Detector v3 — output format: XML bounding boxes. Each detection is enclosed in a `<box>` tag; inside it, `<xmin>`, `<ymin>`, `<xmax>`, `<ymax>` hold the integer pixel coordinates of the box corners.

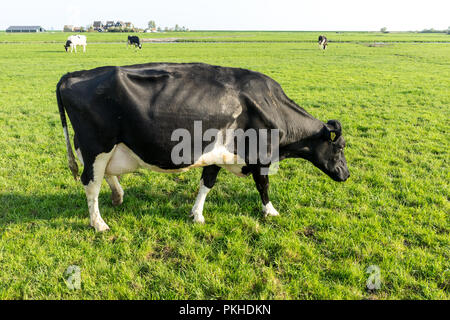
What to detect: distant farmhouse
<box><xmin>91</xmin><ymin>21</ymin><xmax>136</xmax><ymax>32</ymax></box>
<box><xmin>6</xmin><ymin>26</ymin><xmax>45</xmax><ymax>33</ymax></box>
<box><xmin>64</xmin><ymin>25</ymin><xmax>85</xmax><ymax>32</ymax></box>
<box><xmin>63</xmin><ymin>25</ymin><xmax>74</xmax><ymax>32</ymax></box>
<box><xmin>93</xmin><ymin>21</ymin><xmax>103</xmax><ymax>31</ymax></box>
<box><xmin>62</xmin><ymin>21</ymin><xmax>138</xmax><ymax>33</ymax></box>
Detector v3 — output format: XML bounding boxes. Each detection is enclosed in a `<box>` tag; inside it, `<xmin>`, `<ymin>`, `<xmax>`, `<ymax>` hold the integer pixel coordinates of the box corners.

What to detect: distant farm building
<box><xmin>6</xmin><ymin>26</ymin><xmax>46</xmax><ymax>33</ymax></box>
<box><xmin>91</xmin><ymin>20</ymin><xmax>136</xmax><ymax>32</ymax></box>
<box><xmin>64</xmin><ymin>25</ymin><xmax>84</xmax><ymax>32</ymax></box>
<box><xmin>93</xmin><ymin>21</ymin><xmax>103</xmax><ymax>29</ymax></box>
<box><xmin>64</xmin><ymin>25</ymin><xmax>74</xmax><ymax>32</ymax></box>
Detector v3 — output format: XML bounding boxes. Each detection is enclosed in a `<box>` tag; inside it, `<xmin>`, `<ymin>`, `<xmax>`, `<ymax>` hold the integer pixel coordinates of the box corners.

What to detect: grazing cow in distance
<box><xmin>318</xmin><ymin>35</ymin><xmax>328</xmax><ymax>50</ymax></box>
<box><xmin>57</xmin><ymin>62</ymin><xmax>349</xmax><ymax>232</ymax></box>
<box><xmin>64</xmin><ymin>35</ymin><xmax>87</xmax><ymax>53</ymax></box>
<box><xmin>127</xmin><ymin>35</ymin><xmax>142</xmax><ymax>49</ymax></box>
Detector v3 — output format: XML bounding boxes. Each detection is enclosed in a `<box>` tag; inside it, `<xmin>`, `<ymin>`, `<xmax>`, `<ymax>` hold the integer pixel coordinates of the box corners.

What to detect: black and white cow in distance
<box><xmin>318</xmin><ymin>35</ymin><xmax>328</xmax><ymax>50</ymax></box>
<box><xmin>57</xmin><ymin>63</ymin><xmax>349</xmax><ymax>231</ymax></box>
<box><xmin>127</xmin><ymin>35</ymin><xmax>142</xmax><ymax>49</ymax></box>
<box><xmin>64</xmin><ymin>35</ymin><xmax>87</xmax><ymax>53</ymax></box>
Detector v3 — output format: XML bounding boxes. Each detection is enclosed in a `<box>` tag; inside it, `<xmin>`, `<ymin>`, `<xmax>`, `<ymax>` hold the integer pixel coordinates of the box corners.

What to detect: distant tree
<box><xmin>148</xmin><ymin>21</ymin><xmax>156</xmax><ymax>29</ymax></box>
<box><xmin>157</xmin><ymin>26</ymin><xmax>162</xmax><ymax>32</ymax></box>
<box><xmin>380</xmin><ymin>27</ymin><xmax>388</xmax><ymax>33</ymax></box>
<box><xmin>175</xmin><ymin>24</ymin><xmax>180</xmax><ymax>32</ymax></box>
<box><xmin>447</xmin><ymin>26</ymin><xmax>450</xmax><ymax>34</ymax></box>
<box><xmin>420</xmin><ymin>28</ymin><xmax>443</xmax><ymax>33</ymax></box>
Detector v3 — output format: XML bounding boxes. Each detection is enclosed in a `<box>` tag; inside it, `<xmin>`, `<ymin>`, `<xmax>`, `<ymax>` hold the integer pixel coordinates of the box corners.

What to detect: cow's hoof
<box><xmin>93</xmin><ymin>223</ymin><xmax>110</xmax><ymax>232</ymax></box>
<box><xmin>262</xmin><ymin>202</ymin><xmax>279</xmax><ymax>217</ymax></box>
<box><xmin>111</xmin><ymin>193</ymin><xmax>123</xmax><ymax>206</ymax></box>
<box><xmin>91</xmin><ymin>219</ymin><xmax>110</xmax><ymax>232</ymax></box>
<box><xmin>190</xmin><ymin>212</ymin><xmax>205</xmax><ymax>224</ymax></box>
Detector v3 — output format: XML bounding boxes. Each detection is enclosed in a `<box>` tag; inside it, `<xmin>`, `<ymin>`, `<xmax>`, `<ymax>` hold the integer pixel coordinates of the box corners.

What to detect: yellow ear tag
<box><xmin>330</xmin><ymin>132</ymin><xmax>336</xmax><ymax>141</ymax></box>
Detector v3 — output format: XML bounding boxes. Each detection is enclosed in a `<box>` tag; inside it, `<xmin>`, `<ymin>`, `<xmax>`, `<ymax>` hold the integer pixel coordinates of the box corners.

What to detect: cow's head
<box><xmin>309</xmin><ymin>120</ymin><xmax>349</xmax><ymax>182</ymax></box>
<box><xmin>64</xmin><ymin>40</ymin><xmax>72</xmax><ymax>52</ymax></box>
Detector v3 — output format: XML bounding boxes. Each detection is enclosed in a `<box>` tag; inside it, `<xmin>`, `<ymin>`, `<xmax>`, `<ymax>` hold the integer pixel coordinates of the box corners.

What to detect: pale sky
<box><xmin>1</xmin><ymin>0</ymin><xmax>449</xmax><ymax>31</ymax></box>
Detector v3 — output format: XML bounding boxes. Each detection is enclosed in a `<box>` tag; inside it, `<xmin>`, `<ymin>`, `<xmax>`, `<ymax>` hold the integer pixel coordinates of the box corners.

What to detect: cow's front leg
<box><xmin>82</xmin><ymin>150</ymin><xmax>114</xmax><ymax>232</ymax></box>
<box><xmin>252</xmin><ymin>167</ymin><xmax>279</xmax><ymax>217</ymax></box>
<box><xmin>190</xmin><ymin>165</ymin><xmax>221</xmax><ymax>224</ymax></box>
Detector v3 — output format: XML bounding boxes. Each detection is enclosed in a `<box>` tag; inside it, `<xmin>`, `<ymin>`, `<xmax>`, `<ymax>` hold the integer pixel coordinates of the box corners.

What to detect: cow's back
<box><xmin>59</xmin><ymin>63</ymin><xmax>277</xmax><ymax>168</ymax></box>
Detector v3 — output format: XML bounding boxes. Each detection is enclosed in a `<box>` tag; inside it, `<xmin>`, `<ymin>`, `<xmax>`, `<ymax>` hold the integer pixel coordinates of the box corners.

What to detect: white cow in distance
<box><xmin>64</xmin><ymin>35</ymin><xmax>87</xmax><ymax>53</ymax></box>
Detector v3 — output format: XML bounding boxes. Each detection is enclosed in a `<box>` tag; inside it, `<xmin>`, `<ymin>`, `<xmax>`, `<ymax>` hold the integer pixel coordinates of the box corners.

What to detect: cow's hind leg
<box><xmin>190</xmin><ymin>165</ymin><xmax>221</xmax><ymax>224</ymax></box>
<box><xmin>82</xmin><ymin>150</ymin><xmax>115</xmax><ymax>232</ymax></box>
<box><xmin>105</xmin><ymin>175</ymin><xmax>124</xmax><ymax>206</ymax></box>
<box><xmin>251</xmin><ymin>166</ymin><xmax>279</xmax><ymax>217</ymax></box>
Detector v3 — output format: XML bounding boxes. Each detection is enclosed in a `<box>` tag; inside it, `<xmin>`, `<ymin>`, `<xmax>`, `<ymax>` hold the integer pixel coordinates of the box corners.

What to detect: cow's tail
<box><xmin>56</xmin><ymin>78</ymin><xmax>79</xmax><ymax>180</ymax></box>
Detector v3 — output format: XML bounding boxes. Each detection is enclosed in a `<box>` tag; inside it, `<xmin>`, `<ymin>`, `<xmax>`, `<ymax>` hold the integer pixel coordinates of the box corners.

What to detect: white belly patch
<box><xmin>104</xmin><ymin>143</ymin><xmax>246</xmax><ymax>176</ymax></box>
<box><xmin>105</xmin><ymin>143</ymin><xmax>140</xmax><ymax>175</ymax></box>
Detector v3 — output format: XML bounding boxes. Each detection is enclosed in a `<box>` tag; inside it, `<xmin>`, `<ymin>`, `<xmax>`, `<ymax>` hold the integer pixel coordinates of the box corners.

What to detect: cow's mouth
<box><xmin>331</xmin><ymin>166</ymin><xmax>350</xmax><ymax>182</ymax></box>
<box><xmin>316</xmin><ymin>161</ymin><xmax>349</xmax><ymax>182</ymax></box>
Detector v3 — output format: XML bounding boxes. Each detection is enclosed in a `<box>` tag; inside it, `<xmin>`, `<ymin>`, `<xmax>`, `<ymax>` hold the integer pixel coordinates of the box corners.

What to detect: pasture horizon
<box><xmin>1</xmin><ymin>31</ymin><xmax>450</xmax><ymax>45</ymax></box>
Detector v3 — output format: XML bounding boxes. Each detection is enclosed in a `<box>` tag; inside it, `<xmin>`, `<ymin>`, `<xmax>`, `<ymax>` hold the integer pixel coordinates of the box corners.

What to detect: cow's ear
<box><xmin>324</xmin><ymin>120</ymin><xmax>342</xmax><ymax>141</ymax></box>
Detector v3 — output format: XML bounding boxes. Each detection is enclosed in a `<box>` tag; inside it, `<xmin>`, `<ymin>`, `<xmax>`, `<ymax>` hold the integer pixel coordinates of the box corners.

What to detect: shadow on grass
<box><xmin>0</xmin><ymin>185</ymin><xmax>263</xmax><ymax>229</ymax></box>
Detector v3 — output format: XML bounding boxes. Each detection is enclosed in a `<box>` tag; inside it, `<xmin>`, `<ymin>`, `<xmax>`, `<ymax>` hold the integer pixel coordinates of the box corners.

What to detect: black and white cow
<box><xmin>57</xmin><ymin>63</ymin><xmax>349</xmax><ymax>231</ymax></box>
<box><xmin>318</xmin><ymin>35</ymin><xmax>328</xmax><ymax>50</ymax></box>
<box><xmin>127</xmin><ymin>35</ymin><xmax>142</xmax><ymax>49</ymax></box>
<box><xmin>64</xmin><ymin>35</ymin><xmax>87</xmax><ymax>53</ymax></box>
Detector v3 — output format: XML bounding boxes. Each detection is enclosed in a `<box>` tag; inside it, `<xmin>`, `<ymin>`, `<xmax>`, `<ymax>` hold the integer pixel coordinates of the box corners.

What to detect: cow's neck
<box><xmin>278</xmin><ymin>97</ymin><xmax>324</xmax><ymax>146</ymax></box>
<box><xmin>279</xmin><ymin>136</ymin><xmax>316</xmax><ymax>161</ymax></box>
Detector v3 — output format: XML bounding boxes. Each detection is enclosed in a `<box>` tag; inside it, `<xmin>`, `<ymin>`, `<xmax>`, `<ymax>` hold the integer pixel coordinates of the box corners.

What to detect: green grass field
<box><xmin>0</xmin><ymin>32</ymin><xmax>448</xmax><ymax>299</ymax></box>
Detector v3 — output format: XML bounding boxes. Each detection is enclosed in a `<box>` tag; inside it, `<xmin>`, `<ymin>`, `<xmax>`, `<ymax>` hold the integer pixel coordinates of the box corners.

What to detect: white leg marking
<box><xmin>105</xmin><ymin>175</ymin><xmax>124</xmax><ymax>206</ymax></box>
<box><xmin>85</xmin><ymin>150</ymin><xmax>115</xmax><ymax>232</ymax></box>
<box><xmin>262</xmin><ymin>202</ymin><xmax>279</xmax><ymax>217</ymax></box>
<box><xmin>190</xmin><ymin>179</ymin><xmax>210</xmax><ymax>224</ymax></box>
